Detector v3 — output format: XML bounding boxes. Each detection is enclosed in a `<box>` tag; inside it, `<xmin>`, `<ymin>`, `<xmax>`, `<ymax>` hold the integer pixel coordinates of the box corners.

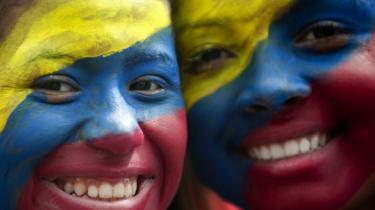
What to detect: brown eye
<box><xmin>129</xmin><ymin>76</ymin><xmax>164</xmax><ymax>96</ymax></box>
<box><xmin>32</xmin><ymin>75</ymin><xmax>80</xmax><ymax>94</ymax></box>
<box><xmin>184</xmin><ymin>47</ymin><xmax>236</xmax><ymax>74</ymax></box>
<box><xmin>294</xmin><ymin>21</ymin><xmax>352</xmax><ymax>52</ymax></box>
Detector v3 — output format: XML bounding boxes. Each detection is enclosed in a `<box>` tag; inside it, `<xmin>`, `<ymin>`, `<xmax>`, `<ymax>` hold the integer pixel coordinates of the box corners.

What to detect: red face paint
<box><xmin>244</xmin><ymin>34</ymin><xmax>375</xmax><ymax>210</ymax></box>
<box><xmin>19</xmin><ymin>110</ymin><xmax>186</xmax><ymax>210</ymax></box>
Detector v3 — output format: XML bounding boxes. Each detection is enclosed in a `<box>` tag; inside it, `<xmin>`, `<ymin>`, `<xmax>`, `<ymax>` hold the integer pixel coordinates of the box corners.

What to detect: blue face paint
<box><xmin>183</xmin><ymin>0</ymin><xmax>375</xmax><ymax>208</ymax></box>
<box><xmin>0</xmin><ymin>28</ymin><xmax>185</xmax><ymax>210</ymax></box>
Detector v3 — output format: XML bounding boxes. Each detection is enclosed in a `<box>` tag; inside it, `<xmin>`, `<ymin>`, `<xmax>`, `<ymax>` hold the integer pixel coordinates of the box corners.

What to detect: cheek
<box><xmin>319</xmin><ymin>38</ymin><xmax>375</xmax><ymax>117</ymax></box>
<box><xmin>0</xmin><ymin>99</ymin><xmax>80</xmax><ymax>209</ymax></box>
<box><xmin>321</xmin><ymin>50</ymin><xmax>375</xmax><ymax>120</ymax></box>
<box><xmin>140</xmin><ymin>109</ymin><xmax>187</xmax><ymax>199</ymax></box>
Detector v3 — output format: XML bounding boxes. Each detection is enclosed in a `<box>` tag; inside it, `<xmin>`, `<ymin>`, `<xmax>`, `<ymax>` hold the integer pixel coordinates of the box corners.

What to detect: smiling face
<box><xmin>173</xmin><ymin>0</ymin><xmax>375</xmax><ymax>209</ymax></box>
<box><xmin>0</xmin><ymin>1</ymin><xmax>186</xmax><ymax>210</ymax></box>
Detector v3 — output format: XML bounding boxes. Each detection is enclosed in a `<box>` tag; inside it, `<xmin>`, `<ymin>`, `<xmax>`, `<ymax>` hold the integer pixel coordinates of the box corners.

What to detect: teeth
<box><xmin>113</xmin><ymin>182</ymin><xmax>125</xmax><ymax>198</ymax></box>
<box><xmin>74</xmin><ymin>180</ymin><xmax>86</xmax><ymax>196</ymax></box>
<box><xmin>124</xmin><ymin>178</ymin><xmax>132</xmax><ymax>198</ymax></box>
<box><xmin>310</xmin><ymin>134</ymin><xmax>319</xmax><ymax>150</ymax></box>
<box><xmin>130</xmin><ymin>176</ymin><xmax>137</xmax><ymax>195</ymax></box>
<box><xmin>259</xmin><ymin>146</ymin><xmax>271</xmax><ymax>160</ymax></box>
<box><xmin>299</xmin><ymin>138</ymin><xmax>310</xmax><ymax>153</ymax></box>
<box><xmin>64</xmin><ymin>182</ymin><xmax>74</xmax><ymax>194</ymax></box>
<box><xmin>54</xmin><ymin>176</ymin><xmax>139</xmax><ymax>201</ymax></box>
<box><xmin>249</xmin><ymin>132</ymin><xmax>329</xmax><ymax>161</ymax></box>
<box><xmin>270</xmin><ymin>144</ymin><xmax>284</xmax><ymax>159</ymax></box>
<box><xmin>284</xmin><ymin>140</ymin><xmax>299</xmax><ymax>157</ymax></box>
<box><xmin>88</xmin><ymin>185</ymin><xmax>98</xmax><ymax>198</ymax></box>
<box><xmin>99</xmin><ymin>183</ymin><xmax>112</xmax><ymax>199</ymax></box>
<box><xmin>319</xmin><ymin>135</ymin><xmax>327</xmax><ymax>146</ymax></box>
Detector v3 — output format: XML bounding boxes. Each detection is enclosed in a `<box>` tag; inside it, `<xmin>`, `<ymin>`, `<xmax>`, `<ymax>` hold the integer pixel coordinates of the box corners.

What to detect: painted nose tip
<box><xmin>88</xmin><ymin>128</ymin><xmax>144</xmax><ymax>155</ymax></box>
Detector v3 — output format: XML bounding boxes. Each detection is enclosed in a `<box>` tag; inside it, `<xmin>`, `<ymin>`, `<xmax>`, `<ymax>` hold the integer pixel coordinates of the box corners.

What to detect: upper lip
<box><xmin>243</xmin><ymin>120</ymin><xmax>333</xmax><ymax>149</ymax></box>
<box><xmin>36</xmin><ymin>138</ymin><xmax>158</xmax><ymax>182</ymax></box>
<box><xmin>242</xmin><ymin>94</ymin><xmax>337</xmax><ymax>148</ymax></box>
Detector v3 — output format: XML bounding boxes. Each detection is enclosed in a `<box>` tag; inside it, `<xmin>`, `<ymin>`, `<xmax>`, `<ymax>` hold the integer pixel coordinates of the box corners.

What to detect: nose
<box><xmin>80</xmin><ymin>89</ymin><xmax>143</xmax><ymax>155</ymax></box>
<box><xmin>240</xmin><ymin>42</ymin><xmax>310</xmax><ymax>113</ymax></box>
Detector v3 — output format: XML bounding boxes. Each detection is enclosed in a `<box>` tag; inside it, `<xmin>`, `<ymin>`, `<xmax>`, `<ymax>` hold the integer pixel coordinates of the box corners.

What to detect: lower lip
<box><xmin>32</xmin><ymin>177</ymin><xmax>155</xmax><ymax>210</ymax></box>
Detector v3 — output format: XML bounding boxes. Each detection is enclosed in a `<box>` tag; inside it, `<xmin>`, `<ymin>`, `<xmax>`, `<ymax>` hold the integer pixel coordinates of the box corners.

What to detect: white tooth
<box><xmin>124</xmin><ymin>178</ymin><xmax>133</xmax><ymax>198</ymax></box>
<box><xmin>74</xmin><ymin>182</ymin><xmax>87</xmax><ymax>196</ymax></box>
<box><xmin>64</xmin><ymin>182</ymin><xmax>74</xmax><ymax>194</ymax></box>
<box><xmin>260</xmin><ymin>146</ymin><xmax>271</xmax><ymax>160</ymax></box>
<box><xmin>253</xmin><ymin>148</ymin><xmax>261</xmax><ymax>159</ymax></box>
<box><xmin>88</xmin><ymin>185</ymin><xmax>98</xmax><ymax>198</ymax></box>
<box><xmin>99</xmin><ymin>183</ymin><xmax>112</xmax><ymax>199</ymax></box>
<box><xmin>130</xmin><ymin>177</ymin><xmax>137</xmax><ymax>195</ymax></box>
<box><xmin>299</xmin><ymin>138</ymin><xmax>311</xmax><ymax>153</ymax></box>
<box><xmin>248</xmin><ymin>149</ymin><xmax>254</xmax><ymax>158</ymax></box>
<box><xmin>310</xmin><ymin>133</ymin><xmax>319</xmax><ymax>150</ymax></box>
<box><xmin>284</xmin><ymin>140</ymin><xmax>299</xmax><ymax>157</ymax></box>
<box><xmin>319</xmin><ymin>134</ymin><xmax>327</xmax><ymax>146</ymax></box>
<box><xmin>270</xmin><ymin>144</ymin><xmax>285</xmax><ymax>159</ymax></box>
<box><xmin>113</xmin><ymin>182</ymin><xmax>125</xmax><ymax>198</ymax></box>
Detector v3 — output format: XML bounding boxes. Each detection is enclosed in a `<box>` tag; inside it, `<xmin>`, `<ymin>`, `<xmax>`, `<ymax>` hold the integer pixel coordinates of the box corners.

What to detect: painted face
<box><xmin>0</xmin><ymin>1</ymin><xmax>186</xmax><ymax>210</ymax></box>
<box><xmin>173</xmin><ymin>0</ymin><xmax>375</xmax><ymax>209</ymax></box>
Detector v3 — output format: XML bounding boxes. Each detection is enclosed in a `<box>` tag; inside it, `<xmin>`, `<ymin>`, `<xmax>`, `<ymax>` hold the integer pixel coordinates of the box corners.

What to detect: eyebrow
<box><xmin>177</xmin><ymin>18</ymin><xmax>235</xmax><ymax>32</ymax></box>
<box><xmin>123</xmin><ymin>50</ymin><xmax>175</xmax><ymax>67</ymax></box>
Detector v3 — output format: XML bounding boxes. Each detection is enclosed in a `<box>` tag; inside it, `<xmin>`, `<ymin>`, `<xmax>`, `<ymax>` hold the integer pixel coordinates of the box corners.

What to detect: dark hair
<box><xmin>0</xmin><ymin>0</ymin><xmax>36</xmax><ymax>42</ymax></box>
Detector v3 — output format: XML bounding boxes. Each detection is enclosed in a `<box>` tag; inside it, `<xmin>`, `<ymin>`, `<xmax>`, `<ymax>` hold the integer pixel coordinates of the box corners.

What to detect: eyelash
<box><xmin>184</xmin><ymin>47</ymin><xmax>237</xmax><ymax>74</ymax></box>
<box><xmin>32</xmin><ymin>75</ymin><xmax>80</xmax><ymax>93</ymax></box>
<box><xmin>293</xmin><ymin>20</ymin><xmax>353</xmax><ymax>52</ymax></box>
<box><xmin>129</xmin><ymin>75</ymin><xmax>166</xmax><ymax>96</ymax></box>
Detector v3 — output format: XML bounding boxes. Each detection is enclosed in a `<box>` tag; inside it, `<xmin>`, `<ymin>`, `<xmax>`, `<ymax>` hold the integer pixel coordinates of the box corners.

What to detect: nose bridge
<box><xmin>242</xmin><ymin>42</ymin><xmax>310</xmax><ymax>111</ymax></box>
<box><xmin>81</xmin><ymin>87</ymin><xmax>143</xmax><ymax>155</ymax></box>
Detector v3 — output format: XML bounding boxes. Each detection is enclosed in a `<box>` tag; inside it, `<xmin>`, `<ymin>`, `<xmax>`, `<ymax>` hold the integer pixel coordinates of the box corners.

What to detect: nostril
<box><xmin>284</xmin><ymin>95</ymin><xmax>305</xmax><ymax>106</ymax></box>
<box><xmin>245</xmin><ymin>103</ymin><xmax>269</xmax><ymax>113</ymax></box>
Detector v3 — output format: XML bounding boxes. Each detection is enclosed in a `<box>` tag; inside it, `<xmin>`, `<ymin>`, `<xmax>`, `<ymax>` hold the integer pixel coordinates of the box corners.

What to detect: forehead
<box><xmin>174</xmin><ymin>0</ymin><xmax>292</xmax><ymax>31</ymax></box>
<box><xmin>0</xmin><ymin>0</ymin><xmax>171</xmax><ymax>80</ymax></box>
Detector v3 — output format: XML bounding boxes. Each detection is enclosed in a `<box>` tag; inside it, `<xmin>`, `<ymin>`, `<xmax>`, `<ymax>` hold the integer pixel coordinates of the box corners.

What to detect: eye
<box><xmin>294</xmin><ymin>20</ymin><xmax>353</xmax><ymax>52</ymax></box>
<box><xmin>129</xmin><ymin>76</ymin><xmax>164</xmax><ymax>96</ymax></box>
<box><xmin>32</xmin><ymin>75</ymin><xmax>80</xmax><ymax>94</ymax></box>
<box><xmin>184</xmin><ymin>47</ymin><xmax>236</xmax><ymax>74</ymax></box>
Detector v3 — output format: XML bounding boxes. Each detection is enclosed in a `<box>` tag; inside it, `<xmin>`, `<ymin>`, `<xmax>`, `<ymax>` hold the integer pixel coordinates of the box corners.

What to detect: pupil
<box><xmin>201</xmin><ymin>49</ymin><xmax>221</xmax><ymax>61</ymax></box>
<box><xmin>135</xmin><ymin>81</ymin><xmax>151</xmax><ymax>90</ymax></box>
<box><xmin>313</xmin><ymin>26</ymin><xmax>339</xmax><ymax>38</ymax></box>
<box><xmin>43</xmin><ymin>82</ymin><xmax>61</xmax><ymax>90</ymax></box>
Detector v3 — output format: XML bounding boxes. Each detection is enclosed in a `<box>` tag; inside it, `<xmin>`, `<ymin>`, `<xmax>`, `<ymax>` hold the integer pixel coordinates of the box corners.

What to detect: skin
<box><xmin>0</xmin><ymin>1</ymin><xmax>186</xmax><ymax>210</ymax></box>
<box><xmin>173</xmin><ymin>0</ymin><xmax>375</xmax><ymax>209</ymax></box>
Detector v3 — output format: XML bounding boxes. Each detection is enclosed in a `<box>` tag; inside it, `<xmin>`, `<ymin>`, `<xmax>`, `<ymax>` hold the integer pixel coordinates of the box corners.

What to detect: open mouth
<box><xmin>47</xmin><ymin>175</ymin><xmax>153</xmax><ymax>201</ymax></box>
<box><xmin>245</xmin><ymin>125</ymin><xmax>344</xmax><ymax>162</ymax></box>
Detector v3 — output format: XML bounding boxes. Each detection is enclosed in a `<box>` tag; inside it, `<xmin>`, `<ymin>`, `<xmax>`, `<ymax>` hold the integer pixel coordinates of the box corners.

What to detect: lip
<box><xmin>242</xmin><ymin>93</ymin><xmax>338</xmax><ymax>176</ymax></box>
<box><xmin>248</xmin><ymin>133</ymin><xmax>341</xmax><ymax>177</ymax></box>
<box><xmin>26</xmin><ymin>139</ymin><xmax>161</xmax><ymax>210</ymax></box>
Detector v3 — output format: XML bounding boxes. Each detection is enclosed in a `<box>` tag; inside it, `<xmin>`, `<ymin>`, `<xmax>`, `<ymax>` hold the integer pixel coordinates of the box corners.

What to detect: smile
<box><xmin>247</xmin><ymin>132</ymin><xmax>330</xmax><ymax>161</ymax></box>
<box><xmin>50</xmin><ymin>176</ymin><xmax>151</xmax><ymax>201</ymax></box>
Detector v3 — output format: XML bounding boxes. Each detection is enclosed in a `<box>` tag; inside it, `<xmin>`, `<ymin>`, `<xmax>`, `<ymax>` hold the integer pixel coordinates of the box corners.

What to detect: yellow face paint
<box><xmin>0</xmin><ymin>0</ymin><xmax>170</xmax><ymax>132</ymax></box>
<box><xmin>173</xmin><ymin>0</ymin><xmax>293</xmax><ymax>109</ymax></box>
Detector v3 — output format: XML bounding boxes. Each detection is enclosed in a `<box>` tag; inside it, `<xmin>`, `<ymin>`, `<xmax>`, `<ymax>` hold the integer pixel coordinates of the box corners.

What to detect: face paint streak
<box><xmin>174</xmin><ymin>0</ymin><xmax>294</xmax><ymax>109</ymax></box>
<box><xmin>0</xmin><ymin>0</ymin><xmax>171</xmax><ymax>132</ymax></box>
